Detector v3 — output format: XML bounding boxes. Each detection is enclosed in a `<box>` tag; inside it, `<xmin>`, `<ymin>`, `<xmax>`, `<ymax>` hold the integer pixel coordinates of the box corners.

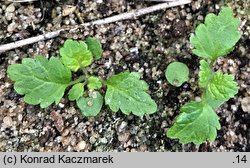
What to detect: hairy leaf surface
<box><xmin>198</xmin><ymin>60</ymin><xmax>212</xmax><ymax>88</ymax></box>
<box><xmin>167</xmin><ymin>101</ymin><xmax>221</xmax><ymax>144</ymax></box>
<box><xmin>105</xmin><ymin>71</ymin><xmax>157</xmax><ymax>116</ymax></box>
<box><xmin>68</xmin><ymin>83</ymin><xmax>84</xmax><ymax>101</ymax></box>
<box><xmin>203</xmin><ymin>92</ymin><xmax>225</xmax><ymax>109</ymax></box>
<box><xmin>87</xmin><ymin>76</ymin><xmax>102</xmax><ymax>90</ymax></box>
<box><xmin>165</xmin><ymin>62</ymin><xmax>189</xmax><ymax>87</ymax></box>
<box><xmin>190</xmin><ymin>7</ymin><xmax>240</xmax><ymax>60</ymax></box>
<box><xmin>86</xmin><ymin>37</ymin><xmax>103</xmax><ymax>60</ymax></box>
<box><xmin>77</xmin><ymin>91</ymin><xmax>103</xmax><ymax>117</ymax></box>
<box><xmin>207</xmin><ymin>71</ymin><xmax>238</xmax><ymax>101</ymax></box>
<box><xmin>7</xmin><ymin>56</ymin><xmax>71</xmax><ymax>108</ymax></box>
<box><xmin>60</xmin><ymin>39</ymin><xmax>93</xmax><ymax>71</ymax></box>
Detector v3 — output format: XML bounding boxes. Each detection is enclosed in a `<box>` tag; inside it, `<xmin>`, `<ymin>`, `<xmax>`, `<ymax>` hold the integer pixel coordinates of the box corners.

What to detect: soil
<box><xmin>0</xmin><ymin>0</ymin><xmax>249</xmax><ymax>152</ymax></box>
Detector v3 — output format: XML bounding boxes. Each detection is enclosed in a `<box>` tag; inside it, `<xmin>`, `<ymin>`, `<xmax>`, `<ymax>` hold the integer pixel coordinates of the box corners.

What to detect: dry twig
<box><xmin>7</xmin><ymin>0</ymin><xmax>38</xmax><ymax>2</ymax></box>
<box><xmin>0</xmin><ymin>0</ymin><xmax>191</xmax><ymax>54</ymax></box>
<box><xmin>143</xmin><ymin>0</ymin><xmax>177</xmax><ymax>2</ymax></box>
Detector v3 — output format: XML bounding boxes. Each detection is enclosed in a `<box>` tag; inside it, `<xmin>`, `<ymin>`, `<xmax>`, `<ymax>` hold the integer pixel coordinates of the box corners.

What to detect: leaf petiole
<box><xmin>81</xmin><ymin>67</ymin><xmax>89</xmax><ymax>78</ymax></box>
<box><xmin>68</xmin><ymin>76</ymin><xmax>86</xmax><ymax>86</ymax></box>
<box><xmin>209</xmin><ymin>59</ymin><xmax>216</xmax><ymax>68</ymax></box>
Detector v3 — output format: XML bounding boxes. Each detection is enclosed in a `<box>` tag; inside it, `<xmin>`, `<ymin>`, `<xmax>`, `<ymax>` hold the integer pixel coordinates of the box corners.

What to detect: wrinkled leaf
<box><xmin>207</xmin><ymin>71</ymin><xmax>238</xmax><ymax>101</ymax></box>
<box><xmin>77</xmin><ymin>91</ymin><xmax>103</xmax><ymax>117</ymax></box>
<box><xmin>203</xmin><ymin>91</ymin><xmax>225</xmax><ymax>109</ymax></box>
<box><xmin>167</xmin><ymin>101</ymin><xmax>221</xmax><ymax>144</ymax></box>
<box><xmin>105</xmin><ymin>71</ymin><xmax>157</xmax><ymax>117</ymax></box>
<box><xmin>86</xmin><ymin>37</ymin><xmax>103</xmax><ymax>60</ymax></box>
<box><xmin>87</xmin><ymin>76</ymin><xmax>102</xmax><ymax>90</ymax></box>
<box><xmin>190</xmin><ymin>7</ymin><xmax>241</xmax><ymax>60</ymax></box>
<box><xmin>198</xmin><ymin>60</ymin><xmax>212</xmax><ymax>88</ymax></box>
<box><xmin>165</xmin><ymin>62</ymin><xmax>189</xmax><ymax>87</ymax></box>
<box><xmin>60</xmin><ymin>39</ymin><xmax>93</xmax><ymax>72</ymax></box>
<box><xmin>68</xmin><ymin>83</ymin><xmax>84</xmax><ymax>101</ymax></box>
<box><xmin>7</xmin><ymin>56</ymin><xmax>71</xmax><ymax>108</ymax></box>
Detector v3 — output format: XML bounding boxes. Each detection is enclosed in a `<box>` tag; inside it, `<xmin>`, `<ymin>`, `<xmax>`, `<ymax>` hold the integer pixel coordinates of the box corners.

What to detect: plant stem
<box><xmin>81</xmin><ymin>67</ymin><xmax>89</xmax><ymax>78</ymax></box>
<box><xmin>209</xmin><ymin>59</ymin><xmax>216</xmax><ymax>68</ymax></box>
<box><xmin>201</xmin><ymin>59</ymin><xmax>217</xmax><ymax>100</ymax></box>
<box><xmin>68</xmin><ymin>76</ymin><xmax>86</xmax><ymax>86</ymax></box>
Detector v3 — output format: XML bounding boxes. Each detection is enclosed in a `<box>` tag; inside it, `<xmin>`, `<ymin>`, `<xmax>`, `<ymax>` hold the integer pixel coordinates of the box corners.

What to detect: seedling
<box><xmin>165</xmin><ymin>61</ymin><xmax>189</xmax><ymax>87</ymax></box>
<box><xmin>7</xmin><ymin>38</ymin><xmax>157</xmax><ymax>117</ymax></box>
<box><xmin>167</xmin><ymin>7</ymin><xmax>241</xmax><ymax>144</ymax></box>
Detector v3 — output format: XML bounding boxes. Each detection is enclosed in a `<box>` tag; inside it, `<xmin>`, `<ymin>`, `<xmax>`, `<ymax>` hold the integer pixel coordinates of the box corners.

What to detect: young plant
<box><xmin>167</xmin><ymin>7</ymin><xmax>241</xmax><ymax>144</ymax></box>
<box><xmin>7</xmin><ymin>37</ymin><xmax>157</xmax><ymax>117</ymax></box>
<box><xmin>165</xmin><ymin>61</ymin><xmax>189</xmax><ymax>87</ymax></box>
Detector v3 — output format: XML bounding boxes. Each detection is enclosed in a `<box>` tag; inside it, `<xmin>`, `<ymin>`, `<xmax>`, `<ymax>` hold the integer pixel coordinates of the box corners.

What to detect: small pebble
<box><xmin>3</xmin><ymin>116</ymin><xmax>13</xmax><ymax>127</ymax></box>
<box><xmin>97</xmin><ymin>0</ymin><xmax>103</xmax><ymax>3</ymax></box>
<box><xmin>100</xmin><ymin>137</ymin><xmax>108</xmax><ymax>144</ymax></box>
<box><xmin>5</xmin><ymin>12</ymin><xmax>14</xmax><ymax>21</ymax></box>
<box><xmin>7</xmin><ymin>22</ymin><xmax>17</xmax><ymax>32</ymax></box>
<box><xmin>62</xmin><ymin>6</ymin><xmax>76</xmax><ymax>17</ymax></box>
<box><xmin>76</xmin><ymin>141</ymin><xmax>86</xmax><ymax>151</ymax></box>
<box><xmin>241</xmin><ymin>97</ymin><xmax>250</xmax><ymax>113</ymax></box>
<box><xmin>118</xmin><ymin>131</ymin><xmax>130</xmax><ymax>143</ymax></box>
<box><xmin>89</xmin><ymin>136</ymin><xmax>96</xmax><ymax>144</ymax></box>
<box><xmin>118</xmin><ymin>121</ymin><xmax>127</xmax><ymax>132</ymax></box>
<box><xmin>61</xmin><ymin>128</ymin><xmax>69</xmax><ymax>137</ymax></box>
<box><xmin>50</xmin><ymin>111</ymin><xmax>64</xmax><ymax>132</ymax></box>
<box><xmin>6</xmin><ymin>4</ymin><xmax>15</xmax><ymax>13</ymax></box>
<box><xmin>130</xmin><ymin>47</ymin><xmax>139</xmax><ymax>55</ymax></box>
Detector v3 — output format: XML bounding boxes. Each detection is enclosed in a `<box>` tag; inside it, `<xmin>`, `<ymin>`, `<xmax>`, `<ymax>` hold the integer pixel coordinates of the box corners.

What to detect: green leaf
<box><xmin>7</xmin><ymin>56</ymin><xmax>71</xmax><ymax>108</ymax></box>
<box><xmin>60</xmin><ymin>39</ymin><xmax>93</xmax><ymax>72</ymax></box>
<box><xmin>167</xmin><ymin>101</ymin><xmax>221</xmax><ymax>144</ymax></box>
<box><xmin>165</xmin><ymin>62</ymin><xmax>189</xmax><ymax>87</ymax></box>
<box><xmin>198</xmin><ymin>60</ymin><xmax>212</xmax><ymax>88</ymax></box>
<box><xmin>85</xmin><ymin>37</ymin><xmax>103</xmax><ymax>60</ymax></box>
<box><xmin>105</xmin><ymin>71</ymin><xmax>157</xmax><ymax>117</ymax></box>
<box><xmin>76</xmin><ymin>91</ymin><xmax>103</xmax><ymax>117</ymax></box>
<box><xmin>190</xmin><ymin>7</ymin><xmax>241</xmax><ymax>60</ymax></box>
<box><xmin>203</xmin><ymin>92</ymin><xmax>225</xmax><ymax>109</ymax></box>
<box><xmin>207</xmin><ymin>71</ymin><xmax>238</xmax><ymax>101</ymax></box>
<box><xmin>87</xmin><ymin>76</ymin><xmax>102</xmax><ymax>90</ymax></box>
<box><xmin>68</xmin><ymin>83</ymin><xmax>84</xmax><ymax>101</ymax></box>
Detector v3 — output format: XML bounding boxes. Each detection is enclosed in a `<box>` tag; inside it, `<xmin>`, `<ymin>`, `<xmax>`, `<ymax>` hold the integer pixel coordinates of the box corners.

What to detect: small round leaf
<box><xmin>76</xmin><ymin>91</ymin><xmax>103</xmax><ymax>117</ymax></box>
<box><xmin>165</xmin><ymin>62</ymin><xmax>189</xmax><ymax>87</ymax></box>
<box><xmin>87</xmin><ymin>76</ymin><xmax>102</xmax><ymax>90</ymax></box>
<box><xmin>68</xmin><ymin>83</ymin><xmax>84</xmax><ymax>101</ymax></box>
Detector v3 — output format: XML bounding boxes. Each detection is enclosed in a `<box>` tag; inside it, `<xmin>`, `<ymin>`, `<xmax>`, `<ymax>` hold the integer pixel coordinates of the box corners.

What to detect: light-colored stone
<box><xmin>6</xmin><ymin>4</ymin><xmax>15</xmax><ymax>13</ymax></box>
<box><xmin>3</xmin><ymin>116</ymin><xmax>13</xmax><ymax>127</ymax></box>
<box><xmin>118</xmin><ymin>131</ymin><xmax>130</xmax><ymax>143</ymax></box>
<box><xmin>62</xmin><ymin>6</ymin><xmax>76</xmax><ymax>17</ymax></box>
<box><xmin>7</xmin><ymin>22</ymin><xmax>17</xmax><ymax>32</ymax></box>
<box><xmin>241</xmin><ymin>97</ymin><xmax>250</xmax><ymax>113</ymax></box>
<box><xmin>76</xmin><ymin>141</ymin><xmax>86</xmax><ymax>151</ymax></box>
<box><xmin>5</xmin><ymin>12</ymin><xmax>14</xmax><ymax>21</ymax></box>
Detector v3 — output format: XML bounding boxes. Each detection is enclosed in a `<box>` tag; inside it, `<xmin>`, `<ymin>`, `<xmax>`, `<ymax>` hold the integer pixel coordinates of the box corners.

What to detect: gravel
<box><xmin>241</xmin><ymin>97</ymin><xmax>250</xmax><ymax>113</ymax></box>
